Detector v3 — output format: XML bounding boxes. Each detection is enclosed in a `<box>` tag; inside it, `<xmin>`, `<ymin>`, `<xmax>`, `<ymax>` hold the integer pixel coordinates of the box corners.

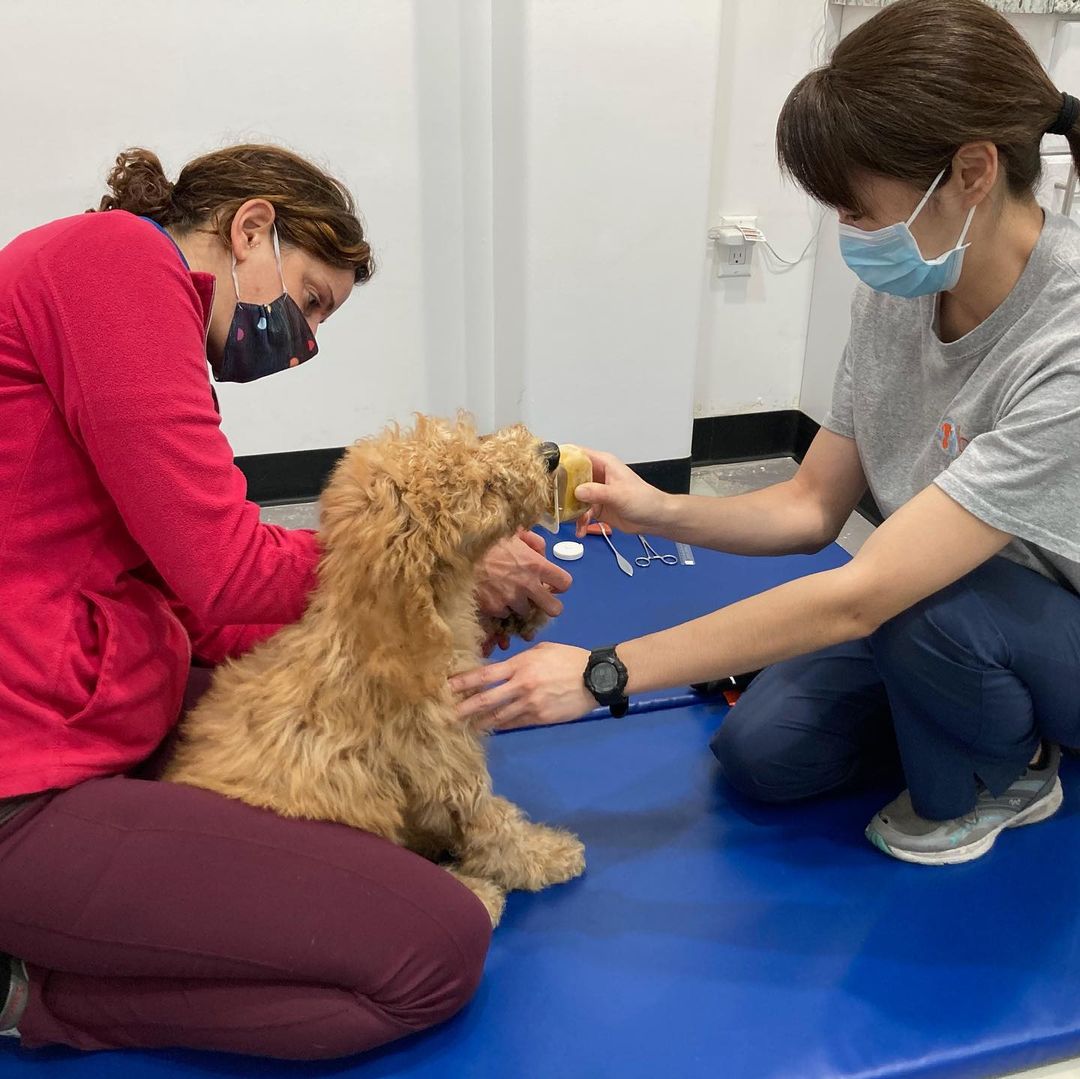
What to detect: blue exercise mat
<box><xmin>499</xmin><ymin>528</ymin><xmax>850</xmax><ymax>718</ymax></box>
<box><xmin>7</xmin><ymin>538</ymin><xmax>1079</xmax><ymax>1077</ymax></box>
<box><xmin>524</xmin><ymin>527</ymin><xmax>850</xmax><ymax>655</ymax></box>
<box><xmin>8</xmin><ymin>703</ymin><xmax>1079</xmax><ymax>1078</ymax></box>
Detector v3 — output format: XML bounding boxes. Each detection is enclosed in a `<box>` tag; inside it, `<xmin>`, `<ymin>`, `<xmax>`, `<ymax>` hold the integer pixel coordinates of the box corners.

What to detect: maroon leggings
<box><xmin>0</xmin><ymin>696</ymin><xmax>491</xmax><ymax>1060</ymax></box>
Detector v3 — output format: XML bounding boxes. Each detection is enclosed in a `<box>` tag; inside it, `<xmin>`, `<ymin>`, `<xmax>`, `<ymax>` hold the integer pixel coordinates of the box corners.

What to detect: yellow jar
<box><xmin>556</xmin><ymin>444</ymin><xmax>592</xmax><ymax>521</ymax></box>
<box><xmin>539</xmin><ymin>443</ymin><xmax>593</xmax><ymax>533</ymax></box>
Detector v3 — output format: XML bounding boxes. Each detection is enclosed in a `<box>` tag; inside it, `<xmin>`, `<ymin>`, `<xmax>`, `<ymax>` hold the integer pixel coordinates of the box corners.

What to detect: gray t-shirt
<box><xmin>824</xmin><ymin>210</ymin><xmax>1080</xmax><ymax>593</ymax></box>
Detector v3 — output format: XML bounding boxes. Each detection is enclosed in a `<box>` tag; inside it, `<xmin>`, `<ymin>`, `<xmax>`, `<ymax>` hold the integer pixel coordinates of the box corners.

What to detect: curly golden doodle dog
<box><xmin>163</xmin><ymin>416</ymin><xmax>585</xmax><ymax>924</ymax></box>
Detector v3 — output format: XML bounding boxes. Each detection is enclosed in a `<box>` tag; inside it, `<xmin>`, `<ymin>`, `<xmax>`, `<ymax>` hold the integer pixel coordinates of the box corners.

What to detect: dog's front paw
<box><xmin>481</xmin><ymin>606</ymin><xmax>549</xmax><ymax>646</ymax></box>
<box><xmin>526</xmin><ymin>824</ymin><xmax>586</xmax><ymax>889</ymax></box>
<box><xmin>446</xmin><ymin>868</ymin><xmax>507</xmax><ymax>927</ymax></box>
<box><xmin>488</xmin><ymin>822</ymin><xmax>586</xmax><ymax>892</ymax></box>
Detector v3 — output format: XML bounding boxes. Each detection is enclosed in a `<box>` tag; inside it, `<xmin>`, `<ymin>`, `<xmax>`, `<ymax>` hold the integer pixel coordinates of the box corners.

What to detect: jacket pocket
<box><xmin>64</xmin><ymin>590</ymin><xmax>119</xmax><ymax>728</ymax></box>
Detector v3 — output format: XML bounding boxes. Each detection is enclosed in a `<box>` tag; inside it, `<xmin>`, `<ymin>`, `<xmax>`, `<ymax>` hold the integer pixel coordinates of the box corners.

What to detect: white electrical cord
<box><xmin>708</xmin><ymin>215</ymin><xmax>824</xmax><ymax>272</ymax></box>
<box><xmin>758</xmin><ymin>214</ymin><xmax>825</xmax><ymax>269</ymax></box>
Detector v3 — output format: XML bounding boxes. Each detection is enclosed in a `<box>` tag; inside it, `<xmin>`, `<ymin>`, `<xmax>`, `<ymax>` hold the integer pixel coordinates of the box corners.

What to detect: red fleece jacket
<box><xmin>0</xmin><ymin>210</ymin><xmax>319</xmax><ymax>797</ymax></box>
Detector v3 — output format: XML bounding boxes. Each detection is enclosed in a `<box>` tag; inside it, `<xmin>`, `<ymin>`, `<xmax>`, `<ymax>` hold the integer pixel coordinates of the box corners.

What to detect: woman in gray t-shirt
<box><xmin>451</xmin><ymin>0</ymin><xmax>1080</xmax><ymax>867</ymax></box>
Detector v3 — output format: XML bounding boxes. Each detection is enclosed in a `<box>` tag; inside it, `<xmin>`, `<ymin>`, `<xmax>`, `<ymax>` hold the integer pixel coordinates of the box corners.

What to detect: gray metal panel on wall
<box><xmin>833</xmin><ymin>0</ymin><xmax>1078</xmax><ymax>12</ymax></box>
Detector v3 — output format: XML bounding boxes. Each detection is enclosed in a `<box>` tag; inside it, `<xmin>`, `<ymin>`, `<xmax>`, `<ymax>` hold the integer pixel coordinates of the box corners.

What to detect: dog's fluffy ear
<box><xmin>318</xmin><ymin>429</ymin><xmax>461</xmax><ymax>699</ymax></box>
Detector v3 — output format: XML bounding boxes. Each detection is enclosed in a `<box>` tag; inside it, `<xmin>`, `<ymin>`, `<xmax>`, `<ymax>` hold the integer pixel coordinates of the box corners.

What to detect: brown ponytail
<box><xmin>94</xmin><ymin>144</ymin><xmax>374</xmax><ymax>284</ymax></box>
<box><xmin>98</xmin><ymin>148</ymin><xmax>176</xmax><ymax>221</ymax></box>
<box><xmin>776</xmin><ymin>0</ymin><xmax>1076</xmax><ymax>216</ymax></box>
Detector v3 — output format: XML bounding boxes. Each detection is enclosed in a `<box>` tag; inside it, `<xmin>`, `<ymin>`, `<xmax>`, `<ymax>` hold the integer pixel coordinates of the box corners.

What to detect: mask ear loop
<box><xmin>270</xmin><ymin>225</ymin><xmax>288</xmax><ymax>296</ymax></box>
<box><xmin>230</xmin><ymin>225</ymin><xmax>288</xmax><ymax>304</ymax></box>
<box><xmin>954</xmin><ymin>203</ymin><xmax>978</xmax><ymax>249</ymax></box>
<box><xmin>229</xmin><ymin>250</ymin><xmax>242</xmax><ymax>303</ymax></box>
<box><xmin>906</xmin><ymin>167</ymin><xmax>978</xmax><ymax>255</ymax></box>
<box><xmin>906</xmin><ymin>168</ymin><xmax>948</xmax><ymax>227</ymax></box>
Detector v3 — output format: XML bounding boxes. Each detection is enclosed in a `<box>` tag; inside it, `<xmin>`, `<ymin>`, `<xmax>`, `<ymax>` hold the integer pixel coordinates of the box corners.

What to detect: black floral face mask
<box><xmin>213</xmin><ymin>227</ymin><xmax>319</xmax><ymax>384</ymax></box>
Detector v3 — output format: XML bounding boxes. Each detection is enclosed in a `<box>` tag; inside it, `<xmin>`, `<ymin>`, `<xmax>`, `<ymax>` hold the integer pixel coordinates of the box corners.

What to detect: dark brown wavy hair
<box><xmin>776</xmin><ymin>0</ymin><xmax>1077</xmax><ymax>217</ymax></box>
<box><xmin>94</xmin><ymin>145</ymin><xmax>374</xmax><ymax>283</ymax></box>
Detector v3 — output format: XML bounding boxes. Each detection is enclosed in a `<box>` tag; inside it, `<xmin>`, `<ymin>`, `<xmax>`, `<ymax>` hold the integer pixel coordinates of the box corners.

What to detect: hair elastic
<box><xmin>1047</xmin><ymin>91</ymin><xmax>1080</xmax><ymax>136</ymax></box>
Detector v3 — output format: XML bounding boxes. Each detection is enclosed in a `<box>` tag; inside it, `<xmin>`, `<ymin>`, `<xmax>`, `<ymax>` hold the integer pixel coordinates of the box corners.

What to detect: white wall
<box><xmin>694</xmin><ymin>0</ymin><xmax>838</xmax><ymax>421</ymax></box>
<box><xmin>800</xmin><ymin>7</ymin><xmax>1067</xmax><ymax>423</ymax></box>
<box><xmin>0</xmin><ymin>0</ymin><xmax>442</xmax><ymax>456</ymax></box>
<box><xmin>0</xmin><ymin>0</ymin><xmax>720</xmax><ymax>466</ymax></box>
<box><xmin>500</xmin><ymin>0</ymin><xmax>721</xmax><ymax>462</ymax></box>
<box><xmin>4</xmin><ymin>1</ymin><xmax>1074</xmax><ymax>467</ymax></box>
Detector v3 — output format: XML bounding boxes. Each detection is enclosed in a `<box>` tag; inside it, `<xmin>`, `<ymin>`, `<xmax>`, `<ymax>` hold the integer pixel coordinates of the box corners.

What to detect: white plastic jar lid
<box><xmin>552</xmin><ymin>540</ymin><xmax>585</xmax><ymax>562</ymax></box>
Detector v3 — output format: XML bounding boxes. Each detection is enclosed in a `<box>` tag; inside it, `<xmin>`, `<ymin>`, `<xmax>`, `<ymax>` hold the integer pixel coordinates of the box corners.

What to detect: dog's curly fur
<box><xmin>163</xmin><ymin>415</ymin><xmax>585</xmax><ymax>924</ymax></box>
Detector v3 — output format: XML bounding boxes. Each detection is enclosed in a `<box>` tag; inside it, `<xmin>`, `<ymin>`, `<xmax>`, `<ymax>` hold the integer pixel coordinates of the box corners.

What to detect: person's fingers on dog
<box><xmin>477</xmin><ymin>702</ymin><xmax>532</xmax><ymax>732</ymax></box>
<box><xmin>476</xmin><ymin>588</ymin><xmax>512</xmax><ymax>620</ymax></box>
<box><xmin>474</xmin><ymin>536</ymin><xmax>533</xmax><ymax>619</ymax></box>
<box><xmin>450</xmin><ymin>661</ymin><xmax>504</xmax><ymax>695</ymax></box>
<box><xmin>480</xmin><ymin>632</ymin><xmax>511</xmax><ymax>657</ymax></box>
<box><xmin>515</xmin><ymin>540</ymin><xmax>571</xmax><ymax>594</ymax></box>
<box><xmin>456</xmin><ymin>674</ymin><xmax>521</xmax><ymax>721</ymax></box>
<box><xmin>537</xmin><ymin>560</ymin><xmax>573</xmax><ymax>595</ymax></box>
<box><xmin>447</xmin><ymin>656</ymin><xmax>518</xmax><ymax>717</ymax></box>
<box><xmin>458</xmin><ymin>677</ymin><xmax>499</xmax><ymax>709</ymax></box>
<box><xmin>508</xmin><ymin>642</ymin><xmax>595</xmax><ymax>727</ymax></box>
<box><xmin>518</xmin><ymin>530</ymin><xmax>546</xmax><ymax>556</ymax></box>
<box><xmin>509</xmin><ymin>592</ymin><xmax>533</xmax><ymax>620</ymax></box>
<box><xmin>528</xmin><ymin>582</ymin><xmax>563</xmax><ymax>618</ymax></box>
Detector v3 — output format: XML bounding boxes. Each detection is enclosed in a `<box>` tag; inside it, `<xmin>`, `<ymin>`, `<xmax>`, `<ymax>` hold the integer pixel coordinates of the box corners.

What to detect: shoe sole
<box><xmin>866</xmin><ymin>777</ymin><xmax>1063</xmax><ymax>866</ymax></box>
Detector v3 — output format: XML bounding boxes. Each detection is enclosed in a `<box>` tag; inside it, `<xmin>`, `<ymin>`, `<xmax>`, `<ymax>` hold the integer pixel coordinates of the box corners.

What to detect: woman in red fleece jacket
<box><xmin>0</xmin><ymin>145</ymin><xmax>571</xmax><ymax>1059</ymax></box>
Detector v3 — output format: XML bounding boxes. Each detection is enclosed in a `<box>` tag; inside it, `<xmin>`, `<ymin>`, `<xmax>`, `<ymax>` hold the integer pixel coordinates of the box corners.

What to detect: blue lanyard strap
<box><xmin>140</xmin><ymin>216</ymin><xmax>189</xmax><ymax>269</ymax></box>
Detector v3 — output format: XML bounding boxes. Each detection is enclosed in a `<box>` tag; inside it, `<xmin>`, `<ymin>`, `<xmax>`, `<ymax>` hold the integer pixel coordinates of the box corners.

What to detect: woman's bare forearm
<box><xmin>650</xmin><ymin>480</ymin><xmax>834</xmax><ymax>556</ymax></box>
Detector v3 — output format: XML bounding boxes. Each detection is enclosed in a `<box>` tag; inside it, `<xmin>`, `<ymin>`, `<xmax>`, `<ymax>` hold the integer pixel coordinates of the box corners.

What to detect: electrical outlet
<box><xmin>716</xmin><ymin>238</ymin><xmax>752</xmax><ymax>278</ymax></box>
<box><xmin>712</xmin><ymin>215</ymin><xmax>756</xmax><ymax>279</ymax></box>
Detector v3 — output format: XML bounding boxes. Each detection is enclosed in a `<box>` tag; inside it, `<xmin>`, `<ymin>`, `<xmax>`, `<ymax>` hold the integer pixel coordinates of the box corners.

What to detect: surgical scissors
<box><xmin>635</xmin><ymin>535</ymin><xmax>678</xmax><ymax>568</ymax></box>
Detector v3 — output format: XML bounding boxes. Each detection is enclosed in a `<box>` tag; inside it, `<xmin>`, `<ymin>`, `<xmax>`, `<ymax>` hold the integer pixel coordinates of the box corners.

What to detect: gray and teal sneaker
<box><xmin>0</xmin><ymin>955</ymin><xmax>28</xmax><ymax>1038</ymax></box>
<box><xmin>865</xmin><ymin>744</ymin><xmax>1063</xmax><ymax>865</ymax></box>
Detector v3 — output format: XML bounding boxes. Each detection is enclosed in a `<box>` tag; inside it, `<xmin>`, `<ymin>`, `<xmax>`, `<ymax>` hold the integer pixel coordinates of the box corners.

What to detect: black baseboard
<box><xmin>237</xmin><ymin>411</ymin><xmax>881</xmax><ymax>525</ymax></box>
<box><xmin>630</xmin><ymin>457</ymin><xmax>691</xmax><ymax>496</ymax></box>
<box><xmin>237</xmin><ymin>449</ymin><xmax>693</xmax><ymax>505</ymax></box>
<box><xmin>793</xmin><ymin>412</ymin><xmax>821</xmax><ymax>462</ymax></box>
<box><xmin>691</xmin><ymin>409</ymin><xmax>824</xmax><ymax>465</ymax></box>
<box><xmin>238</xmin><ymin>447</ymin><xmax>346</xmax><ymax>506</ymax></box>
<box><xmin>691</xmin><ymin>409</ymin><xmax>804</xmax><ymax>465</ymax></box>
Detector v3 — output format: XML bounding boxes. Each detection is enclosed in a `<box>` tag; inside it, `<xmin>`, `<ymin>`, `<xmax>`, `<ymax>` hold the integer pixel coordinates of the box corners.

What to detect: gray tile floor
<box><xmin>260</xmin><ymin>501</ymin><xmax>319</xmax><ymax>530</ymax></box>
<box><xmin>263</xmin><ymin>458</ymin><xmax>877</xmax><ymax>556</ymax></box>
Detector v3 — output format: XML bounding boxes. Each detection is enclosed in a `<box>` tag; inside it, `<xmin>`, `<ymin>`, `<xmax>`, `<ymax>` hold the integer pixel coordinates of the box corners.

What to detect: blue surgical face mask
<box><xmin>214</xmin><ymin>227</ymin><xmax>319</xmax><ymax>384</ymax></box>
<box><xmin>838</xmin><ymin>169</ymin><xmax>977</xmax><ymax>298</ymax></box>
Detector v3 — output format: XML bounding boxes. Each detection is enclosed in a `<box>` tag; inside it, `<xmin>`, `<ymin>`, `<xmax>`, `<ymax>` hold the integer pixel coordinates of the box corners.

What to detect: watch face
<box><xmin>591</xmin><ymin>662</ymin><xmax>620</xmax><ymax>694</ymax></box>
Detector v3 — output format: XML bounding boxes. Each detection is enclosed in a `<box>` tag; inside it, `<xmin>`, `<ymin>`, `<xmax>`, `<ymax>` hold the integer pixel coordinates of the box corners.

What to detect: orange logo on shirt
<box><xmin>936</xmin><ymin>418</ymin><xmax>969</xmax><ymax>458</ymax></box>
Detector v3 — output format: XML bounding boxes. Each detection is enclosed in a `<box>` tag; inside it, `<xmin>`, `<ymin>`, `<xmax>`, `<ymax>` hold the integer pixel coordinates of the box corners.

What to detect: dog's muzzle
<box><xmin>538</xmin><ymin>442</ymin><xmax>561</xmax><ymax>473</ymax></box>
